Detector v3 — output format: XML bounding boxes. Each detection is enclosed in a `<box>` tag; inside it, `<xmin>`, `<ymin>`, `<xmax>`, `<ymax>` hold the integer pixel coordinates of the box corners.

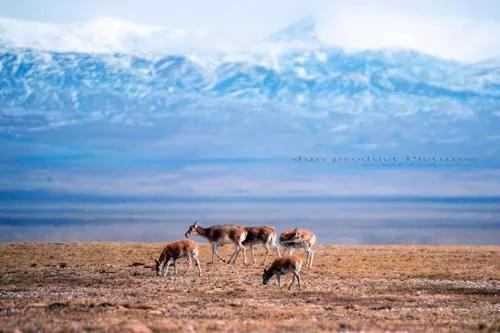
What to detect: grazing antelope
<box><xmin>243</xmin><ymin>226</ymin><xmax>281</xmax><ymax>265</ymax></box>
<box><xmin>262</xmin><ymin>255</ymin><xmax>303</xmax><ymax>290</ymax></box>
<box><xmin>185</xmin><ymin>220</ymin><xmax>248</xmax><ymax>265</ymax></box>
<box><xmin>279</xmin><ymin>228</ymin><xmax>316</xmax><ymax>268</ymax></box>
<box><xmin>155</xmin><ymin>239</ymin><xmax>202</xmax><ymax>277</ymax></box>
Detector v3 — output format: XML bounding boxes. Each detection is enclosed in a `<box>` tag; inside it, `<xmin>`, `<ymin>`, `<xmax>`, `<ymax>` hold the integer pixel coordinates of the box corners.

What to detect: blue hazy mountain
<box><xmin>0</xmin><ymin>17</ymin><xmax>499</xmax><ymax>243</ymax></box>
<box><xmin>1</xmin><ymin>17</ymin><xmax>499</xmax><ymax>134</ymax></box>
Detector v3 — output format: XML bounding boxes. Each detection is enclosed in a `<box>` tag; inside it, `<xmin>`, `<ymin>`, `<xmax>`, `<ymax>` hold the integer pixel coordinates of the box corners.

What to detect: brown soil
<box><xmin>0</xmin><ymin>243</ymin><xmax>499</xmax><ymax>332</ymax></box>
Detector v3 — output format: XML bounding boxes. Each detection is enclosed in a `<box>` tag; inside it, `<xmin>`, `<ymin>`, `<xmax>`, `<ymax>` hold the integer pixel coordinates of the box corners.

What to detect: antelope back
<box><xmin>280</xmin><ymin>228</ymin><xmax>315</xmax><ymax>245</ymax></box>
<box><xmin>206</xmin><ymin>224</ymin><xmax>247</xmax><ymax>243</ymax></box>
<box><xmin>243</xmin><ymin>226</ymin><xmax>275</xmax><ymax>244</ymax></box>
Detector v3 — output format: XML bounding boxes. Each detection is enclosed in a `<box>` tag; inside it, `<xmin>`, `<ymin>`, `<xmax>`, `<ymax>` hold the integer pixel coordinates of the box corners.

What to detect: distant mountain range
<box><xmin>1</xmin><ymin>17</ymin><xmax>499</xmax><ymax>241</ymax></box>
<box><xmin>0</xmin><ymin>17</ymin><xmax>499</xmax><ymax>156</ymax></box>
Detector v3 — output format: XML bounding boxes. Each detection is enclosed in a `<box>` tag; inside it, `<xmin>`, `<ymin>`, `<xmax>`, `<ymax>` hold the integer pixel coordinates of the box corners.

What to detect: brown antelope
<box><xmin>243</xmin><ymin>226</ymin><xmax>281</xmax><ymax>264</ymax></box>
<box><xmin>262</xmin><ymin>255</ymin><xmax>303</xmax><ymax>290</ymax></box>
<box><xmin>155</xmin><ymin>239</ymin><xmax>202</xmax><ymax>277</ymax></box>
<box><xmin>185</xmin><ymin>220</ymin><xmax>248</xmax><ymax>265</ymax></box>
<box><xmin>279</xmin><ymin>228</ymin><xmax>316</xmax><ymax>268</ymax></box>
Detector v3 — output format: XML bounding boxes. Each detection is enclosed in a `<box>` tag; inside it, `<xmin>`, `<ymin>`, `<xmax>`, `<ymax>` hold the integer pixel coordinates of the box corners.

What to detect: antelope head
<box><xmin>185</xmin><ymin>220</ymin><xmax>199</xmax><ymax>238</ymax></box>
<box><xmin>262</xmin><ymin>267</ymin><xmax>273</xmax><ymax>285</ymax></box>
<box><xmin>289</xmin><ymin>228</ymin><xmax>300</xmax><ymax>241</ymax></box>
<box><xmin>154</xmin><ymin>259</ymin><xmax>163</xmax><ymax>276</ymax></box>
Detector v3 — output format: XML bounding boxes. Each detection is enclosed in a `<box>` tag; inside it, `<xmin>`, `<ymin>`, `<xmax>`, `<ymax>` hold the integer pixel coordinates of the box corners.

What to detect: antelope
<box><xmin>155</xmin><ymin>239</ymin><xmax>202</xmax><ymax>277</ymax></box>
<box><xmin>185</xmin><ymin>220</ymin><xmax>248</xmax><ymax>265</ymax></box>
<box><xmin>243</xmin><ymin>226</ymin><xmax>281</xmax><ymax>265</ymax></box>
<box><xmin>262</xmin><ymin>255</ymin><xmax>303</xmax><ymax>290</ymax></box>
<box><xmin>279</xmin><ymin>228</ymin><xmax>316</xmax><ymax>268</ymax></box>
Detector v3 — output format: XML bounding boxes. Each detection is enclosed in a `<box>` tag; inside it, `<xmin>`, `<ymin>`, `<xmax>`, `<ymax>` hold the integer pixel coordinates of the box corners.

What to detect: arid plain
<box><xmin>0</xmin><ymin>243</ymin><xmax>499</xmax><ymax>332</ymax></box>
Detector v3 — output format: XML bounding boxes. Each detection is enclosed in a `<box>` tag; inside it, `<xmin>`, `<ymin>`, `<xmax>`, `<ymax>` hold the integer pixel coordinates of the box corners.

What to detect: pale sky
<box><xmin>0</xmin><ymin>0</ymin><xmax>499</xmax><ymax>61</ymax></box>
<box><xmin>1</xmin><ymin>0</ymin><xmax>498</xmax><ymax>40</ymax></box>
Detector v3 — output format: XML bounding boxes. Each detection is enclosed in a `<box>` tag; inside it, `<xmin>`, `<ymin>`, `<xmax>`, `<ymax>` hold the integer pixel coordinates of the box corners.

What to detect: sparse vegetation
<box><xmin>0</xmin><ymin>243</ymin><xmax>499</xmax><ymax>332</ymax></box>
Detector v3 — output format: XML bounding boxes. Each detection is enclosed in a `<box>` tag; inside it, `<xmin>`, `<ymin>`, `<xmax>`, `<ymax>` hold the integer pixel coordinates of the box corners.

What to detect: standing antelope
<box><xmin>185</xmin><ymin>220</ymin><xmax>248</xmax><ymax>265</ymax></box>
<box><xmin>243</xmin><ymin>226</ymin><xmax>281</xmax><ymax>265</ymax></box>
<box><xmin>155</xmin><ymin>239</ymin><xmax>202</xmax><ymax>277</ymax></box>
<box><xmin>262</xmin><ymin>255</ymin><xmax>303</xmax><ymax>290</ymax></box>
<box><xmin>279</xmin><ymin>228</ymin><xmax>316</xmax><ymax>268</ymax></box>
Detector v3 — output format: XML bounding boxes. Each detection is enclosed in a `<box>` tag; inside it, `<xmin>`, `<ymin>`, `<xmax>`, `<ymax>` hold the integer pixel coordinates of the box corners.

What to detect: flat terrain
<box><xmin>0</xmin><ymin>243</ymin><xmax>499</xmax><ymax>332</ymax></box>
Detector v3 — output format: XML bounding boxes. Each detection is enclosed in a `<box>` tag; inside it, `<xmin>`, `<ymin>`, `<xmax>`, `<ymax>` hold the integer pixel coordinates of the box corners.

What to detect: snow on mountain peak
<box><xmin>265</xmin><ymin>16</ymin><xmax>321</xmax><ymax>46</ymax></box>
<box><xmin>0</xmin><ymin>16</ymin><xmax>236</xmax><ymax>55</ymax></box>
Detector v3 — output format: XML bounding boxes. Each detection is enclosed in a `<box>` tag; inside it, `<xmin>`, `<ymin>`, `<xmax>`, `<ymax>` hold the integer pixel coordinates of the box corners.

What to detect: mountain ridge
<box><xmin>0</xmin><ymin>17</ymin><xmax>499</xmax><ymax>145</ymax></box>
<box><xmin>265</xmin><ymin>16</ymin><xmax>321</xmax><ymax>45</ymax></box>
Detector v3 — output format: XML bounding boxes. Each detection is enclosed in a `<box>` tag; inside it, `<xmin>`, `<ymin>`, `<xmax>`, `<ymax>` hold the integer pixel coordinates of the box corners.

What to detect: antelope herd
<box><xmin>155</xmin><ymin>220</ymin><xmax>316</xmax><ymax>290</ymax></box>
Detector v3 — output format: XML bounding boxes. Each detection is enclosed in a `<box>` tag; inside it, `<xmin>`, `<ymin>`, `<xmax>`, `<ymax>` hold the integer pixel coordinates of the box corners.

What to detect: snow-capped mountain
<box><xmin>1</xmin><ymin>15</ymin><xmax>499</xmax><ymax>246</ymax></box>
<box><xmin>0</xmin><ymin>16</ymin><xmax>499</xmax><ymax>141</ymax></box>
<box><xmin>0</xmin><ymin>17</ymin><xmax>236</xmax><ymax>55</ymax></box>
<box><xmin>265</xmin><ymin>16</ymin><xmax>322</xmax><ymax>45</ymax></box>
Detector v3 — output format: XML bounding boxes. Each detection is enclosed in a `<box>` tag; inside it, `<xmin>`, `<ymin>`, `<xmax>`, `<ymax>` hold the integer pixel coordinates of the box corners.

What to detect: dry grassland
<box><xmin>0</xmin><ymin>243</ymin><xmax>499</xmax><ymax>332</ymax></box>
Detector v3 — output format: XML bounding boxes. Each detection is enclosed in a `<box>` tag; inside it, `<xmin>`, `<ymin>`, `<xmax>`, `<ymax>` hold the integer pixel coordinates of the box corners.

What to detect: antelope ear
<box><xmin>292</xmin><ymin>228</ymin><xmax>298</xmax><ymax>235</ymax></box>
<box><xmin>194</xmin><ymin>220</ymin><xmax>199</xmax><ymax>227</ymax></box>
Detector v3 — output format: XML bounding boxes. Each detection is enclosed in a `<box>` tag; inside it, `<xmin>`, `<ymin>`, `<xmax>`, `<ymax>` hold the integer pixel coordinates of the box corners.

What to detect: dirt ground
<box><xmin>0</xmin><ymin>243</ymin><xmax>499</xmax><ymax>332</ymax></box>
